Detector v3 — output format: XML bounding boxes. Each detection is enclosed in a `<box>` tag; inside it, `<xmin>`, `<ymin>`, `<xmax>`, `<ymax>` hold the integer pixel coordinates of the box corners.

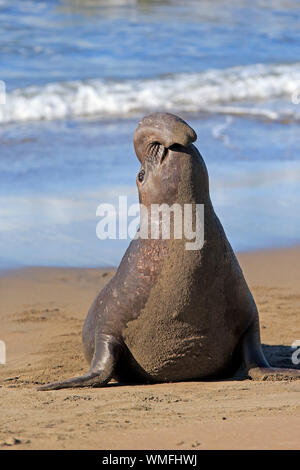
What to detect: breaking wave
<box><xmin>1</xmin><ymin>62</ymin><xmax>300</xmax><ymax>124</ymax></box>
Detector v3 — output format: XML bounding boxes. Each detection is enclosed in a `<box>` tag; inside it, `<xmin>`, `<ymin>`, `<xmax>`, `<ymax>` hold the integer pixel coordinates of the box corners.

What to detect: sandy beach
<box><xmin>0</xmin><ymin>246</ymin><xmax>299</xmax><ymax>450</ymax></box>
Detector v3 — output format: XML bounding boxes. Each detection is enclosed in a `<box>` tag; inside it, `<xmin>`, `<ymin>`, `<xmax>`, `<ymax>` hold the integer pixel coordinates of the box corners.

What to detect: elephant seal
<box><xmin>38</xmin><ymin>112</ymin><xmax>300</xmax><ymax>390</ymax></box>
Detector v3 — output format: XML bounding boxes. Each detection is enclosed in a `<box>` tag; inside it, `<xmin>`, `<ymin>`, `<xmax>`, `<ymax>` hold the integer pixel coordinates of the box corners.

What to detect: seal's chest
<box><xmin>123</xmin><ymin>303</ymin><xmax>234</xmax><ymax>382</ymax></box>
<box><xmin>123</xmin><ymin>255</ymin><xmax>235</xmax><ymax>381</ymax></box>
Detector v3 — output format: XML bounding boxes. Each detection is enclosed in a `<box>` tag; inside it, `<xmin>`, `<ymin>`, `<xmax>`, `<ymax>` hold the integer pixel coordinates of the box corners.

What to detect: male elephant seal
<box><xmin>38</xmin><ymin>112</ymin><xmax>300</xmax><ymax>390</ymax></box>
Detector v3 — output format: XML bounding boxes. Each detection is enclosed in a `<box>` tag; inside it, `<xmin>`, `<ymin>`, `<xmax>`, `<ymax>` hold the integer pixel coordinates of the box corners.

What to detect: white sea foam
<box><xmin>1</xmin><ymin>62</ymin><xmax>300</xmax><ymax>124</ymax></box>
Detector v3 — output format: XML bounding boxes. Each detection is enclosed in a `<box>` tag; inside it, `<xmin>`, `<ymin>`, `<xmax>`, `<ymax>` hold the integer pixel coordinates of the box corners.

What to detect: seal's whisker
<box><xmin>146</xmin><ymin>142</ymin><xmax>163</xmax><ymax>164</ymax></box>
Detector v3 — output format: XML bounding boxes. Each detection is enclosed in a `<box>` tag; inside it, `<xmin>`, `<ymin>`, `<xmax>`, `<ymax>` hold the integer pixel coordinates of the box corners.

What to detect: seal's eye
<box><xmin>138</xmin><ymin>169</ymin><xmax>145</xmax><ymax>183</ymax></box>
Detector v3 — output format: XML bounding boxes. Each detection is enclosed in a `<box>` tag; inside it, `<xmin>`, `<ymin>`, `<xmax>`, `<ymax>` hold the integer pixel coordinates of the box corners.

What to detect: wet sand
<box><xmin>0</xmin><ymin>246</ymin><xmax>299</xmax><ymax>449</ymax></box>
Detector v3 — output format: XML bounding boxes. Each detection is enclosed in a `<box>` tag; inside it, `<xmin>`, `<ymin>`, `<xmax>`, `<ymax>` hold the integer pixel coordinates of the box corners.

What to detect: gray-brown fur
<box><xmin>38</xmin><ymin>112</ymin><xmax>300</xmax><ymax>390</ymax></box>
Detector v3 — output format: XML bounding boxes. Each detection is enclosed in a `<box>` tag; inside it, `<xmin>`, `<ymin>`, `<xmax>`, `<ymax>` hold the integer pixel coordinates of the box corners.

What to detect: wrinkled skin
<box><xmin>38</xmin><ymin>113</ymin><xmax>300</xmax><ymax>390</ymax></box>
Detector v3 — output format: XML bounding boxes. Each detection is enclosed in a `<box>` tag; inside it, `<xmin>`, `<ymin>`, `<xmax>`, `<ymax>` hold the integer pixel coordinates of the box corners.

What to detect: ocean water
<box><xmin>0</xmin><ymin>0</ymin><xmax>300</xmax><ymax>267</ymax></box>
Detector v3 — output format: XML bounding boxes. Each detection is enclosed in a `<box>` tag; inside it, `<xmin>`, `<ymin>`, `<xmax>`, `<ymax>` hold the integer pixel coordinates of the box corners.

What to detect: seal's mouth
<box><xmin>145</xmin><ymin>142</ymin><xmax>188</xmax><ymax>167</ymax></box>
<box><xmin>160</xmin><ymin>146</ymin><xmax>168</xmax><ymax>164</ymax></box>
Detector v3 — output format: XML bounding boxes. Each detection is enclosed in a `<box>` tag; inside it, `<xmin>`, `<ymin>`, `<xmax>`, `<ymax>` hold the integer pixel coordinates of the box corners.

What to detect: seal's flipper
<box><xmin>242</xmin><ymin>320</ymin><xmax>300</xmax><ymax>381</ymax></box>
<box><xmin>37</xmin><ymin>370</ymin><xmax>111</xmax><ymax>391</ymax></box>
<box><xmin>247</xmin><ymin>366</ymin><xmax>300</xmax><ymax>381</ymax></box>
<box><xmin>37</xmin><ymin>334</ymin><xmax>120</xmax><ymax>391</ymax></box>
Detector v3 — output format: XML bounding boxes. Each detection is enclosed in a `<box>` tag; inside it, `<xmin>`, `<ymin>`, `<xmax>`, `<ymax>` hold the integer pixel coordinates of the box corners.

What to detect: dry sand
<box><xmin>0</xmin><ymin>246</ymin><xmax>299</xmax><ymax>450</ymax></box>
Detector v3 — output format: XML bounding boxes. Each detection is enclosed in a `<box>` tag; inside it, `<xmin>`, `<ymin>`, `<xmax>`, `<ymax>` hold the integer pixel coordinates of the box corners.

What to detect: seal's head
<box><xmin>133</xmin><ymin>113</ymin><xmax>209</xmax><ymax>207</ymax></box>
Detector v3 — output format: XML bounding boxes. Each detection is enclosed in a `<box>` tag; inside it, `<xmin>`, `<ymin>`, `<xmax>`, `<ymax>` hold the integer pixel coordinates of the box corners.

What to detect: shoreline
<box><xmin>1</xmin><ymin>242</ymin><xmax>300</xmax><ymax>273</ymax></box>
<box><xmin>0</xmin><ymin>245</ymin><xmax>299</xmax><ymax>449</ymax></box>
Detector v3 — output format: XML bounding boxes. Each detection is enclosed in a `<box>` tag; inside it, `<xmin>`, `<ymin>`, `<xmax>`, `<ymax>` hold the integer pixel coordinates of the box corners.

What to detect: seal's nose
<box><xmin>133</xmin><ymin>112</ymin><xmax>197</xmax><ymax>163</ymax></box>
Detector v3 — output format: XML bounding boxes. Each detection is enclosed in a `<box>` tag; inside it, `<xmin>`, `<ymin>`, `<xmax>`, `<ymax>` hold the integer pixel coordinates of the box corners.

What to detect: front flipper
<box><xmin>37</xmin><ymin>334</ymin><xmax>120</xmax><ymax>391</ymax></box>
<box><xmin>247</xmin><ymin>366</ymin><xmax>300</xmax><ymax>381</ymax></box>
<box><xmin>242</xmin><ymin>320</ymin><xmax>300</xmax><ymax>381</ymax></box>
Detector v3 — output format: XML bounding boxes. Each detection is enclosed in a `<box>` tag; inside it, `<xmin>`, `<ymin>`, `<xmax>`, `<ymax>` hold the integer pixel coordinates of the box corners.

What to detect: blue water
<box><xmin>0</xmin><ymin>0</ymin><xmax>300</xmax><ymax>267</ymax></box>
